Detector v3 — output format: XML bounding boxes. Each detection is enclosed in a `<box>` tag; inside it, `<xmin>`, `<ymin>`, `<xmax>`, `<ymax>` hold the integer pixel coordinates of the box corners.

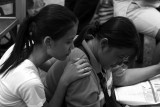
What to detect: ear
<box><xmin>43</xmin><ymin>36</ymin><xmax>53</xmax><ymax>48</ymax></box>
<box><xmin>100</xmin><ymin>38</ymin><xmax>109</xmax><ymax>50</ymax></box>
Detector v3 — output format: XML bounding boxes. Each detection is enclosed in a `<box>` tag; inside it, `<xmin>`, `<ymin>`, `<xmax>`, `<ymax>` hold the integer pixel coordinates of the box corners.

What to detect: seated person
<box><xmin>0</xmin><ymin>4</ymin><xmax>91</xmax><ymax>107</ymax></box>
<box><xmin>113</xmin><ymin>0</ymin><xmax>160</xmax><ymax>64</ymax></box>
<box><xmin>44</xmin><ymin>17</ymin><xmax>160</xmax><ymax>107</ymax></box>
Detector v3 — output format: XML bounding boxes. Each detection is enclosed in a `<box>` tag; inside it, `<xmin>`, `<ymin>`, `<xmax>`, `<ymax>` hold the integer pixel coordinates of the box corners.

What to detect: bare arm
<box><xmin>137</xmin><ymin>0</ymin><xmax>160</xmax><ymax>8</ymax></box>
<box><xmin>113</xmin><ymin>63</ymin><xmax>160</xmax><ymax>86</ymax></box>
<box><xmin>42</xmin><ymin>78</ymin><xmax>68</xmax><ymax>107</ymax></box>
<box><xmin>40</xmin><ymin>57</ymin><xmax>57</xmax><ymax>72</ymax></box>
<box><xmin>45</xmin><ymin>77</ymin><xmax>68</xmax><ymax>107</ymax></box>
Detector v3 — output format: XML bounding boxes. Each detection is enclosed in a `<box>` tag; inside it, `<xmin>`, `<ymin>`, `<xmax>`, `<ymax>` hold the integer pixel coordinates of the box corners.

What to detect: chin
<box><xmin>103</xmin><ymin>63</ymin><xmax>112</xmax><ymax>70</ymax></box>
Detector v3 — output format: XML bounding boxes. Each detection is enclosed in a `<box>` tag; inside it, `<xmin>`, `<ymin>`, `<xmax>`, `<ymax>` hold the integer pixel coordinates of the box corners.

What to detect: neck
<box><xmin>87</xmin><ymin>39</ymin><xmax>100</xmax><ymax>63</ymax></box>
<box><xmin>28</xmin><ymin>45</ymin><xmax>50</xmax><ymax>68</ymax></box>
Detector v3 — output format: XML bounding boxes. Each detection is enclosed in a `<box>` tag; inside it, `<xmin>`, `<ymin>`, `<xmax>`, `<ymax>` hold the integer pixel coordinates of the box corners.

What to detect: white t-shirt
<box><xmin>113</xmin><ymin>0</ymin><xmax>160</xmax><ymax>37</ymax></box>
<box><xmin>0</xmin><ymin>46</ymin><xmax>46</xmax><ymax>107</ymax></box>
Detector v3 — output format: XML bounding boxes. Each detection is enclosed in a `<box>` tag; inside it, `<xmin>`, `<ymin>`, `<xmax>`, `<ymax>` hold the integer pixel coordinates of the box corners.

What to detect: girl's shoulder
<box><xmin>68</xmin><ymin>47</ymin><xmax>88</xmax><ymax>61</ymax></box>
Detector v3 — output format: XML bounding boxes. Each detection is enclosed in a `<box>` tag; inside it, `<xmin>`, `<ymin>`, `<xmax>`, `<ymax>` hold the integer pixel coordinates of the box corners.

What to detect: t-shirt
<box><xmin>0</xmin><ymin>45</ymin><xmax>46</xmax><ymax>107</ymax></box>
<box><xmin>113</xmin><ymin>0</ymin><xmax>160</xmax><ymax>37</ymax></box>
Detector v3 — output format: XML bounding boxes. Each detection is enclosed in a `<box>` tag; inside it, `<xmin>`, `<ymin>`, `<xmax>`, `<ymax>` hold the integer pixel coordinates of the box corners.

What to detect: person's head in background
<box><xmin>74</xmin><ymin>16</ymin><xmax>140</xmax><ymax>70</ymax></box>
<box><xmin>0</xmin><ymin>4</ymin><xmax>78</xmax><ymax>76</ymax></box>
<box><xmin>26</xmin><ymin>0</ymin><xmax>45</xmax><ymax>16</ymax></box>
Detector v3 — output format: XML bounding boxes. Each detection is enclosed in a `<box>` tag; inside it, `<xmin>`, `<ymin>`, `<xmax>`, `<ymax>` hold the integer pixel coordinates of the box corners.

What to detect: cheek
<box><xmin>60</xmin><ymin>44</ymin><xmax>72</xmax><ymax>57</ymax></box>
<box><xmin>66</xmin><ymin>43</ymin><xmax>74</xmax><ymax>52</ymax></box>
<box><xmin>49</xmin><ymin>45</ymin><xmax>65</xmax><ymax>57</ymax></box>
<box><xmin>102</xmin><ymin>55</ymin><xmax>118</xmax><ymax>68</ymax></box>
<box><xmin>59</xmin><ymin>45</ymin><xmax>68</xmax><ymax>55</ymax></box>
<box><xmin>99</xmin><ymin>55</ymin><xmax>110</xmax><ymax>68</ymax></box>
<box><xmin>63</xmin><ymin>45</ymin><xmax>70</xmax><ymax>52</ymax></box>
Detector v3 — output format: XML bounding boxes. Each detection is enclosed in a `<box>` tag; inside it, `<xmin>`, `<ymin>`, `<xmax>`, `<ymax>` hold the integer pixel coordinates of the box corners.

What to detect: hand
<box><xmin>60</xmin><ymin>58</ymin><xmax>92</xmax><ymax>86</ymax></box>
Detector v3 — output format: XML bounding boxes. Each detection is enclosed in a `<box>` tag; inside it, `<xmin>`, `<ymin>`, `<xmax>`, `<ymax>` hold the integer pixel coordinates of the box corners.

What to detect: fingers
<box><xmin>74</xmin><ymin>58</ymin><xmax>88</xmax><ymax>65</ymax></box>
<box><xmin>110</xmin><ymin>65</ymin><xmax>122</xmax><ymax>72</ymax></box>
<box><xmin>99</xmin><ymin>15</ymin><xmax>113</xmax><ymax>24</ymax></box>
<box><xmin>99</xmin><ymin>7</ymin><xmax>113</xmax><ymax>12</ymax></box>
<box><xmin>72</xmin><ymin>58</ymin><xmax>80</xmax><ymax>63</ymax></box>
<box><xmin>80</xmin><ymin>67</ymin><xmax>92</xmax><ymax>73</ymax></box>
<box><xmin>99</xmin><ymin>15</ymin><xmax>113</xmax><ymax>20</ymax></box>
<box><xmin>78</xmin><ymin>67</ymin><xmax>92</xmax><ymax>78</ymax></box>
<box><xmin>73</xmin><ymin>58</ymin><xmax>92</xmax><ymax>75</ymax></box>
<box><xmin>78</xmin><ymin>62</ymin><xmax>90</xmax><ymax>69</ymax></box>
<box><xmin>71</xmin><ymin>58</ymin><xmax>92</xmax><ymax>72</ymax></box>
<box><xmin>80</xmin><ymin>71</ymin><xmax>91</xmax><ymax>77</ymax></box>
<box><xmin>98</xmin><ymin>7</ymin><xmax>113</xmax><ymax>17</ymax></box>
<box><xmin>99</xmin><ymin>11</ymin><xmax>113</xmax><ymax>17</ymax></box>
<box><xmin>62</xmin><ymin>58</ymin><xmax>92</xmax><ymax>84</ymax></box>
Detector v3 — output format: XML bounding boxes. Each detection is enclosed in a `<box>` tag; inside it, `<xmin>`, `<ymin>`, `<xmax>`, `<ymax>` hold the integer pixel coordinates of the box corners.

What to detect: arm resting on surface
<box><xmin>113</xmin><ymin>63</ymin><xmax>160</xmax><ymax>86</ymax></box>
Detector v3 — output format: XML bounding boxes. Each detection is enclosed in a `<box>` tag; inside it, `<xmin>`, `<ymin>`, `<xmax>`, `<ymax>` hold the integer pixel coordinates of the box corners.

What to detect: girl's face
<box><xmin>47</xmin><ymin>24</ymin><xmax>78</xmax><ymax>60</ymax></box>
<box><xmin>98</xmin><ymin>46</ymin><xmax>135</xmax><ymax>70</ymax></box>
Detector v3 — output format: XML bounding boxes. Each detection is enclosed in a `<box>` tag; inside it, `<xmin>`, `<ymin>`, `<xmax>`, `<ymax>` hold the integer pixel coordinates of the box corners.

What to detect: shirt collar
<box><xmin>82</xmin><ymin>40</ymin><xmax>102</xmax><ymax>73</ymax></box>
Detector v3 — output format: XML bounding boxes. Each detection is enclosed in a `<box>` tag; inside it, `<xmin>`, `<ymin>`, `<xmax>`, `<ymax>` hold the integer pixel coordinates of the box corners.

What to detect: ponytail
<box><xmin>74</xmin><ymin>21</ymin><xmax>100</xmax><ymax>47</ymax></box>
<box><xmin>0</xmin><ymin>16</ymin><xmax>35</xmax><ymax>77</ymax></box>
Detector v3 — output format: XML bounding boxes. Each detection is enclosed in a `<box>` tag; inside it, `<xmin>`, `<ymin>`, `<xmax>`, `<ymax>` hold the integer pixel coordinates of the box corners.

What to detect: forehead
<box><xmin>60</xmin><ymin>25</ymin><xmax>78</xmax><ymax>41</ymax></box>
<box><xmin>113</xmin><ymin>47</ymin><xmax>135</xmax><ymax>56</ymax></box>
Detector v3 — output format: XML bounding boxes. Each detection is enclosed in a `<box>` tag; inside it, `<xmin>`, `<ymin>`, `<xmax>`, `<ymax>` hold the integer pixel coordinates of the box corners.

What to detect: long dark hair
<box><xmin>0</xmin><ymin>4</ymin><xmax>78</xmax><ymax>76</ymax></box>
<box><xmin>74</xmin><ymin>16</ymin><xmax>140</xmax><ymax>56</ymax></box>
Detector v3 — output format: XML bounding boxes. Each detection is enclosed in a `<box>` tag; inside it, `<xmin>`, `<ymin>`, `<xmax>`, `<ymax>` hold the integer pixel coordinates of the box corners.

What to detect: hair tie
<box><xmin>27</xmin><ymin>16</ymin><xmax>36</xmax><ymax>43</ymax></box>
<box><xmin>29</xmin><ymin>21</ymin><xmax>37</xmax><ymax>39</ymax></box>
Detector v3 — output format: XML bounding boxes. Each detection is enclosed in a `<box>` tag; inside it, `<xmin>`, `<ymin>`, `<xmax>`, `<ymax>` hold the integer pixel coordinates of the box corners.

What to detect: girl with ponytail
<box><xmin>0</xmin><ymin>4</ymin><xmax>91</xmax><ymax>107</ymax></box>
<box><xmin>45</xmin><ymin>16</ymin><xmax>160</xmax><ymax>107</ymax></box>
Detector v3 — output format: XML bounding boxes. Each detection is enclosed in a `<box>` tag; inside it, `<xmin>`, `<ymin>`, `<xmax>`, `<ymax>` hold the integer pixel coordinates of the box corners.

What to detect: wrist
<box><xmin>157</xmin><ymin>63</ymin><xmax>160</xmax><ymax>70</ymax></box>
<box><xmin>154</xmin><ymin>63</ymin><xmax>160</xmax><ymax>74</ymax></box>
<box><xmin>59</xmin><ymin>76</ymin><xmax>70</xmax><ymax>87</ymax></box>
